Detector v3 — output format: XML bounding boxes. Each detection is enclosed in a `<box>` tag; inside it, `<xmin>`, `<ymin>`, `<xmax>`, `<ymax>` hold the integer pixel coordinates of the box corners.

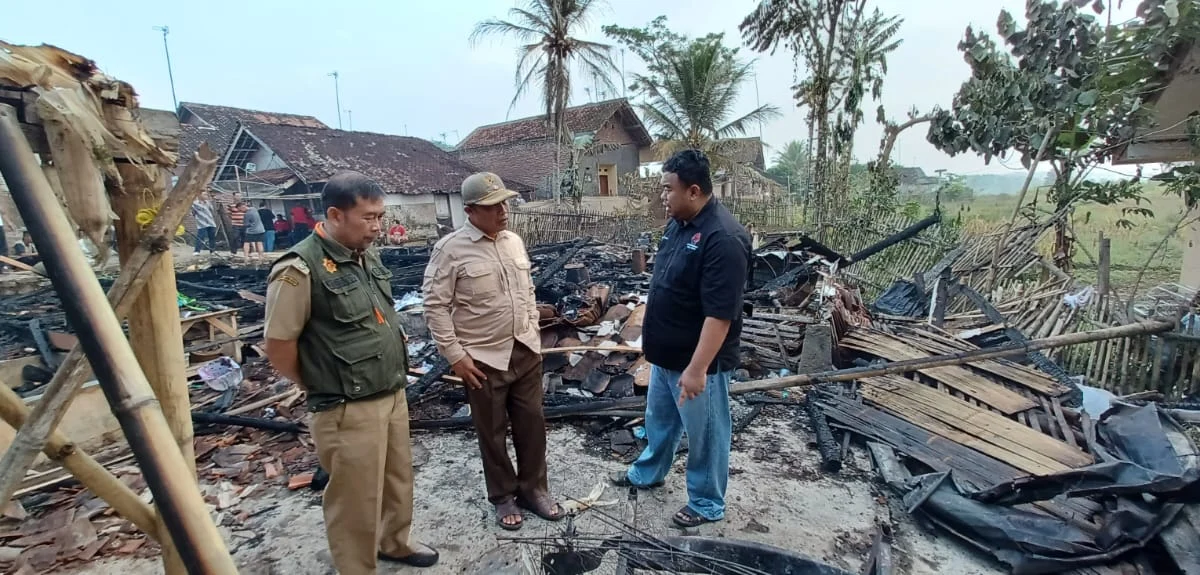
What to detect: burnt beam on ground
<box><xmin>534</xmin><ymin>237</ymin><xmax>591</xmax><ymax>288</ymax></box>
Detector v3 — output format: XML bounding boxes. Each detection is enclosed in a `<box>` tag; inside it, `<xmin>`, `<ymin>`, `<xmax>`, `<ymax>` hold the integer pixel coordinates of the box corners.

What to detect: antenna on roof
<box><xmin>327</xmin><ymin>71</ymin><xmax>342</xmax><ymax>129</ymax></box>
<box><xmin>152</xmin><ymin>26</ymin><xmax>178</xmax><ymax>111</ymax></box>
<box><xmin>347</xmin><ymin>110</ymin><xmax>353</xmax><ymax>131</ymax></box>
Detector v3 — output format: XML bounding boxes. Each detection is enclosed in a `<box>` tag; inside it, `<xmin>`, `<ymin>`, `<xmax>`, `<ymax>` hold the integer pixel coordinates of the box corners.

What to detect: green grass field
<box><xmin>921</xmin><ymin>188</ymin><xmax>1191</xmax><ymax>293</ymax></box>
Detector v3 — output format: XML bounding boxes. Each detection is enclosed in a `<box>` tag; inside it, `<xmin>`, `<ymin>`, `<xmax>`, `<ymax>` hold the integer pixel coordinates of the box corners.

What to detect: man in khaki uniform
<box><xmin>422</xmin><ymin>172</ymin><xmax>564</xmax><ymax>530</ymax></box>
<box><xmin>264</xmin><ymin>172</ymin><xmax>438</xmax><ymax>574</ymax></box>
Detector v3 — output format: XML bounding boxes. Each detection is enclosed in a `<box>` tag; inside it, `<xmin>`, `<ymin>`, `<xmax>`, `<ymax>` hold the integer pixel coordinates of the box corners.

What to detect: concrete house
<box><xmin>215</xmin><ymin>123</ymin><xmax>522</xmax><ymax>234</ymax></box>
<box><xmin>457</xmin><ymin>98</ymin><xmax>653</xmax><ymax>199</ymax></box>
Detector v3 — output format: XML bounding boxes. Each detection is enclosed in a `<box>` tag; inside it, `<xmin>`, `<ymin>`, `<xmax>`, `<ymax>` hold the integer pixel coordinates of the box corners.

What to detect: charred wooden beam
<box><xmin>534</xmin><ymin>237</ymin><xmax>590</xmax><ymax>288</ymax></box>
<box><xmin>847</xmin><ymin>212</ymin><xmax>941</xmax><ymax>266</ymax></box>
<box><xmin>807</xmin><ymin>385</ymin><xmax>843</xmax><ymax>472</ymax></box>
<box><xmin>191</xmin><ymin>411</ymin><xmax>304</xmax><ymax>434</ymax></box>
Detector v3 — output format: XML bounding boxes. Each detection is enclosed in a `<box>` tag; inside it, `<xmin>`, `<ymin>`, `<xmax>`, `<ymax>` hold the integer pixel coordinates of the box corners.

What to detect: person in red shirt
<box><xmin>289</xmin><ymin>204</ymin><xmax>313</xmax><ymax>245</ymax></box>
<box><xmin>387</xmin><ymin>221</ymin><xmax>408</xmax><ymax>245</ymax></box>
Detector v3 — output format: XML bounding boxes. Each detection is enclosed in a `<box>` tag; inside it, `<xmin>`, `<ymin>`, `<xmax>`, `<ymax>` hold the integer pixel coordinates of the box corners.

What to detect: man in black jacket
<box><xmin>612</xmin><ymin>150</ymin><xmax>751</xmax><ymax>528</ymax></box>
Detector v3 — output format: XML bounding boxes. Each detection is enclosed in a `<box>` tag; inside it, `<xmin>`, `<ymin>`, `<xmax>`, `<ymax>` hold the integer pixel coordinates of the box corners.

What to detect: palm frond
<box><xmin>471</xmin><ymin>19</ymin><xmax>543</xmax><ymax>46</ymax></box>
<box><xmin>715</xmin><ymin>104</ymin><xmax>783</xmax><ymax>139</ymax></box>
<box><xmin>510</xmin><ymin>43</ymin><xmax>547</xmax><ymax>113</ymax></box>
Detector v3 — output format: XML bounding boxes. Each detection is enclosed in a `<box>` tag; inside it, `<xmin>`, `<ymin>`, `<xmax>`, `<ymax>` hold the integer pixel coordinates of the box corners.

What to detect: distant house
<box><xmin>213</xmin><ymin>123</ymin><xmax>520</xmax><ymax>233</ymax></box>
<box><xmin>894</xmin><ymin>166</ymin><xmax>941</xmax><ymax>195</ymax></box>
<box><xmin>713</xmin><ymin>137</ymin><xmax>782</xmax><ymax>200</ymax></box>
<box><xmin>457</xmin><ymin>98</ymin><xmax>653</xmax><ymax>199</ymax></box>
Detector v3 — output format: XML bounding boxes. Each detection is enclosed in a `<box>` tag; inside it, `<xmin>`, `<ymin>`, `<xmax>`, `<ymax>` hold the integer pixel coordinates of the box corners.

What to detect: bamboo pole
<box><xmin>0</xmin><ymin>385</ymin><xmax>160</xmax><ymax>538</ymax></box>
<box><xmin>0</xmin><ymin>143</ymin><xmax>218</xmax><ymax>507</ymax></box>
<box><xmin>0</xmin><ymin>105</ymin><xmax>236</xmax><ymax>574</ymax></box>
<box><xmin>113</xmin><ymin>164</ymin><xmax>194</xmax><ymax>475</ymax></box>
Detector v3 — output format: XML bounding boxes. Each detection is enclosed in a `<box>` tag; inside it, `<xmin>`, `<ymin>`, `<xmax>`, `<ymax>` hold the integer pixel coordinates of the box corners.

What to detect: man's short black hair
<box><xmin>323</xmin><ymin>171</ymin><xmax>385</xmax><ymax>212</ymax></box>
<box><xmin>663</xmin><ymin>149</ymin><xmax>713</xmax><ymax>196</ymax></box>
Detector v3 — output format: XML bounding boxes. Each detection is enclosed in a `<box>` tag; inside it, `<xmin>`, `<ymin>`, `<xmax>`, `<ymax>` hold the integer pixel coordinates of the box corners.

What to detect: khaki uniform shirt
<box><xmin>422</xmin><ymin>221</ymin><xmax>540</xmax><ymax>371</ymax></box>
<box><xmin>264</xmin><ymin>256</ymin><xmax>311</xmax><ymax>341</ymax></box>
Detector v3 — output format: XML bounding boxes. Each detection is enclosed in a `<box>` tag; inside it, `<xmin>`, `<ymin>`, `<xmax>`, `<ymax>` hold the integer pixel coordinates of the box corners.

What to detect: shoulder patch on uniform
<box><xmin>268</xmin><ymin>256</ymin><xmax>309</xmax><ymax>283</ymax></box>
<box><xmin>274</xmin><ymin>274</ymin><xmax>300</xmax><ymax>287</ymax></box>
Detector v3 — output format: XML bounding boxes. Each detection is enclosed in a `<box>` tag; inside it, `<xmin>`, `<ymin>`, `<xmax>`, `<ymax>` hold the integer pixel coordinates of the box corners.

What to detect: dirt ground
<box><xmin>54</xmin><ymin>416</ymin><xmax>1002</xmax><ymax>575</ymax></box>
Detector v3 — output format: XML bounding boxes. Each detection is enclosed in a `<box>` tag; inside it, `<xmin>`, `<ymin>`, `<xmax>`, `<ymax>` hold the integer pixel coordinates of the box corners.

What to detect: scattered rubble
<box><xmin>3</xmin><ymin>203</ymin><xmax>1200</xmax><ymax>575</ymax></box>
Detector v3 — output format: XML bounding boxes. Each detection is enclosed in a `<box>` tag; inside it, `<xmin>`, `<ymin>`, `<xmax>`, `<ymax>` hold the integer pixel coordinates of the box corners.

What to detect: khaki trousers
<box><xmin>312</xmin><ymin>389</ymin><xmax>415</xmax><ymax>575</ymax></box>
<box><xmin>467</xmin><ymin>342</ymin><xmax>550</xmax><ymax>504</ymax></box>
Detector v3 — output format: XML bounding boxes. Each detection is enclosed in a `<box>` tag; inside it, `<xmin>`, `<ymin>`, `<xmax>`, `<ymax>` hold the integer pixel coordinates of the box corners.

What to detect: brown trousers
<box><xmin>467</xmin><ymin>342</ymin><xmax>550</xmax><ymax>504</ymax></box>
<box><xmin>312</xmin><ymin>389</ymin><xmax>416</xmax><ymax>575</ymax></box>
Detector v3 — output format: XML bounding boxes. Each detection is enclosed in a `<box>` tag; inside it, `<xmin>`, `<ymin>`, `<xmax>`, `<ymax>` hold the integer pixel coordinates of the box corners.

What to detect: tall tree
<box><xmin>604</xmin><ymin>19</ymin><xmax>780</xmax><ymax>169</ymax></box>
<box><xmin>925</xmin><ymin>0</ymin><xmax>1197</xmax><ymax>269</ymax></box>
<box><xmin>472</xmin><ymin>0</ymin><xmax>618</xmax><ymax>200</ymax></box>
<box><xmin>741</xmin><ymin>0</ymin><xmax>902</xmax><ymax>231</ymax></box>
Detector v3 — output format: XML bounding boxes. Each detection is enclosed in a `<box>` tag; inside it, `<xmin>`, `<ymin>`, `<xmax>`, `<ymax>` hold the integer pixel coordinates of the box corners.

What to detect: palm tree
<box><xmin>471</xmin><ymin>0</ymin><xmax>618</xmax><ymax>200</ymax></box>
<box><xmin>634</xmin><ymin>37</ymin><xmax>781</xmax><ymax>168</ymax></box>
<box><xmin>768</xmin><ymin>140</ymin><xmax>811</xmax><ymax>198</ymax></box>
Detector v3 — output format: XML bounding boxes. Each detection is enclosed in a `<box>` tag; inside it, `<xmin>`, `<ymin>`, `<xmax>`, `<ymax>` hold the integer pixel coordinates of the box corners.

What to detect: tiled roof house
<box><xmin>457</xmin><ymin>98</ymin><xmax>652</xmax><ymax>199</ymax></box>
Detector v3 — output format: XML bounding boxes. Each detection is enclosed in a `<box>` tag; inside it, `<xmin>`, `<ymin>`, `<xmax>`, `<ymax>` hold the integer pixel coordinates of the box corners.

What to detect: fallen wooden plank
<box><xmin>861</xmin><ymin>376</ymin><xmax>1092</xmax><ymax>474</ymax></box>
<box><xmin>894</xmin><ymin>326</ymin><xmax>1069</xmax><ymax>397</ymax></box>
<box><xmin>0</xmin><ymin>255</ymin><xmax>39</xmax><ymax>273</ymax></box>
<box><xmin>817</xmin><ymin>391</ymin><xmax>1101</xmax><ymax>528</ymax></box>
<box><xmin>841</xmin><ymin>331</ymin><xmax>1036</xmax><ymax>414</ymax></box>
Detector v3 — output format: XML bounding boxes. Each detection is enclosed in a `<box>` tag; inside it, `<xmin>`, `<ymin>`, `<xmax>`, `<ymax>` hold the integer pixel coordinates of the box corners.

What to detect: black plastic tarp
<box><xmin>871</xmin><ymin>280</ymin><xmax>927</xmax><ymax>317</ymax></box>
<box><xmin>898</xmin><ymin>404</ymin><xmax>1196</xmax><ymax>574</ymax></box>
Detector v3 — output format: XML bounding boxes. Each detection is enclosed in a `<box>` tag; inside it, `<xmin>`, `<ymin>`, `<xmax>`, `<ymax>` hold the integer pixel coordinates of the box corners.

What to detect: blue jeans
<box><xmin>263</xmin><ymin>230</ymin><xmax>276</xmax><ymax>252</ymax></box>
<box><xmin>626</xmin><ymin>364</ymin><xmax>732</xmax><ymax>520</ymax></box>
<box><xmin>194</xmin><ymin>226</ymin><xmax>216</xmax><ymax>253</ymax></box>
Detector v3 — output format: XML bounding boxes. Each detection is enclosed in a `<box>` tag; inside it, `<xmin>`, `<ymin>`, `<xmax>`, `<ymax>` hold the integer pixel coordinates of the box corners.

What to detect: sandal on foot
<box><xmin>495</xmin><ymin>500</ymin><xmax>524</xmax><ymax>531</ymax></box>
<box><xmin>517</xmin><ymin>492</ymin><xmax>566</xmax><ymax>522</ymax></box>
<box><xmin>672</xmin><ymin>505</ymin><xmax>719</xmax><ymax>528</ymax></box>
<box><xmin>609</xmin><ymin>471</ymin><xmax>663</xmax><ymax>489</ymax></box>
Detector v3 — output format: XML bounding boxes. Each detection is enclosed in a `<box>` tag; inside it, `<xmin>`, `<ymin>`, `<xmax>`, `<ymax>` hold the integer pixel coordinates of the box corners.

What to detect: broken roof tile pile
<box><xmin>1</xmin><ymin>367</ymin><xmax>314</xmax><ymax>572</ymax></box>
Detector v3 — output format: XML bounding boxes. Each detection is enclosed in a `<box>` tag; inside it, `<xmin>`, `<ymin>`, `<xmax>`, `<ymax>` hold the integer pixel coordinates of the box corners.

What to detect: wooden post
<box><xmin>1097</xmin><ymin>232</ymin><xmax>1111</xmax><ymax>309</ymax></box>
<box><xmin>0</xmin><ymin>106</ymin><xmax>236</xmax><ymax>574</ymax></box>
<box><xmin>113</xmin><ymin>164</ymin><xmax>195</xmax><ymax>475</ymax></box>
<box><xmin>0</xmin><ymin>385</ymin><xmax>161</xmax><ymax>539</ymax></box>
<box><xmin>0</xmin><ymin>145</ymin><xmax>217</xmax><ymax>508</ymax></box>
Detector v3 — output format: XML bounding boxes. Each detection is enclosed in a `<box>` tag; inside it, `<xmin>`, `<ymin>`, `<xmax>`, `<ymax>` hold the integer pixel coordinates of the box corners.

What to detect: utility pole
<box><xmin>621</xmin><ymin>49</ymin><xmax>627</xmax><ymax>98</ymax></box>
<box><xmin>327</xmin><ymin>71</ymin><xmax>342</xmax><ymax>129</ymax></box>
<box><xmin>346</xmin><ymin>110</ymin><xmax>353</xmax><ymax>131</ymax></box>
<box><xmin>152</xmin><ymin>26</ymin><xmax>178</xmax><ymax>111</ymax></box>
<box><xmin>754</xmin><ymin>71</ymin><xmax>763</xmax><ymax>140</ymax></box>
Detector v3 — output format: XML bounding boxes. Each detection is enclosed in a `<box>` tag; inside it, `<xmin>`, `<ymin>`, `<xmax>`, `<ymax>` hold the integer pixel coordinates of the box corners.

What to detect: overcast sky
<box><xmin>5</xmin><ymin>0</ymin><xmax>1143</xmax><ymax>176</ymax></box>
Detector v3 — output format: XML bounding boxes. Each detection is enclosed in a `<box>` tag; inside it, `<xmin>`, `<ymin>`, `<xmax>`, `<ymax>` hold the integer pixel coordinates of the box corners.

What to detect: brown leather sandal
<box><xmin>516</xmin><ymin>492</ymin><xmax>566</xmax><ymax>522</ymax></box>
<box><xmin>495</xmin><ymin>499</ymin><xmax>524</xmax><ymax>531</ymax></box>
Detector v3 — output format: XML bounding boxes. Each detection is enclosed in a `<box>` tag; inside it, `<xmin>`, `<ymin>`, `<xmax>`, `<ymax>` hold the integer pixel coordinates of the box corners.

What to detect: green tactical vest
<box><xmin>281</xmin><ymin>230</ymin><xmax>408</xmax><ymax>412</ymax></box>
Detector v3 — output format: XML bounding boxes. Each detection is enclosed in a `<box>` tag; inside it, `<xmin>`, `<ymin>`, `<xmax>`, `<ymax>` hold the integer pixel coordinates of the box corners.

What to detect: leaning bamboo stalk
<box><xmin>0</xmin><ymin>143</ymin><xmax>218</xmax><ymax>507</ymax></box>
<box><xmin>0</xmin><ymin>106</ymin><xmax>235</xmax><ymax>573</ymax></box>
<box><xmin>0</xmin><ymin>385</ymin><xmax>160</xmax><ymax>538</ymax></box>
<box><xmin>114</xmin><ymin>163</ymin><xmax>195</xmax><ymax>476</ymax></box>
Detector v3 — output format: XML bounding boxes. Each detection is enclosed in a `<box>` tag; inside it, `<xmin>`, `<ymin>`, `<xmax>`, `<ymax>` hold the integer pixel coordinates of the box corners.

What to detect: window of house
<box><xmin>217</xmin><ymin>131</ymin><xmax>262</xmax><ymax>181</ymax></box>
<box><xmin>436</xmin><ymin>194</ymin><xmax>450</xmax><ymax>218</ymax></box>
